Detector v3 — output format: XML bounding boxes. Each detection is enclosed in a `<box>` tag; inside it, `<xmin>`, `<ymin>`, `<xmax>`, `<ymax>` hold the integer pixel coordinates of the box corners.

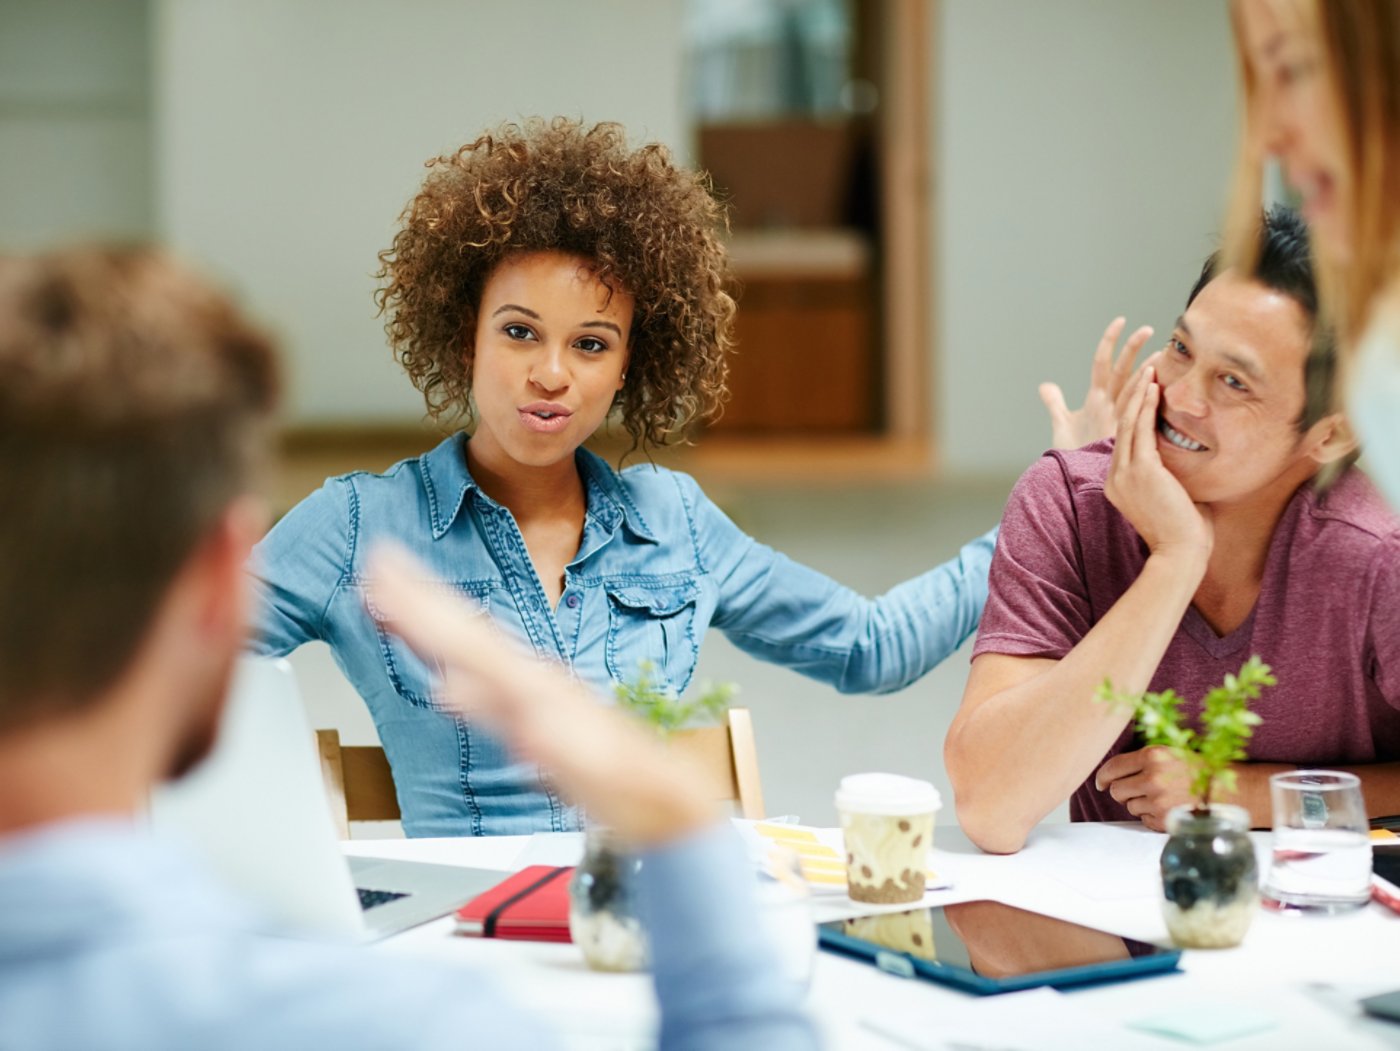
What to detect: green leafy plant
<box><xmin>1096</xmin><ymin>655</ymin><xmax>1275</xmax><ymax>811</ymax></box>
<box><xmin>612</xmin><ymin>659</ymin><xmax>737</xmax><ymax>738</ymax></box>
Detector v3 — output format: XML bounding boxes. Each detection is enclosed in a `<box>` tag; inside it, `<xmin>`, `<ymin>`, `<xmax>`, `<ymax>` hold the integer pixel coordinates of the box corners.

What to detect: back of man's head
<box><xmin>0</xmin><ymin>247</ymin><xmax>279</xmax><ymax>732</ymax></box>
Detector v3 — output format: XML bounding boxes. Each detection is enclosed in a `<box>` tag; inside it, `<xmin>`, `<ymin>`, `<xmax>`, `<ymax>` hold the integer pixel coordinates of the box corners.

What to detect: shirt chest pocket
<box><xmin>604</xmin><ymin>580</ymin><xmax>701</xmax><ymax>694</ymax></box>
<box><xmin>367</xmin><ymin>581</ymin><xmax>496</xmax><ymax>712</ymax></box>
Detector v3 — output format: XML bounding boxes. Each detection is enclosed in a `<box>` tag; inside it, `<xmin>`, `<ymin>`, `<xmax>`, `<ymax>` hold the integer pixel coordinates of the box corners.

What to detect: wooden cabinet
<box><xmin>710</xmin><ymin>230</ymin><xmax>878</xmax><ymax>434</ymax></box>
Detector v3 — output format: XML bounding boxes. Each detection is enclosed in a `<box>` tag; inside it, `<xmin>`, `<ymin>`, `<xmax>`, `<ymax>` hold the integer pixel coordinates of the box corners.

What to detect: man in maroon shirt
<box><xmin>947</xmin><ymin>207</ymin><xmax>1400</xmax><ymax>853</ymax></box>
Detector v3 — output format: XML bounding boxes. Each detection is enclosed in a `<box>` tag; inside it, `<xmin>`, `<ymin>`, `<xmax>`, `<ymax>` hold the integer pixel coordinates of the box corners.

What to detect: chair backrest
<box><xmin>670</xmin><ymin>708</ymin><xmax>767</xmax><ymax>820</ymax></box>
<box><xmin>315</xmin><ymin>729</ymin><xmax>401</xmax><ymax>839</ymax></box>
<box><xmin>315</xmin><ymin>708</ymin><xmax>766</xmax><ymax>837</ymax></box>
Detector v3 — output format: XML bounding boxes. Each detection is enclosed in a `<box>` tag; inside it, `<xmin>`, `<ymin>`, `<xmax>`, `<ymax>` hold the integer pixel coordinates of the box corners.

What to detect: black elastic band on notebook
<box><xmin>483</xmin><ymin>866</ymin><xmax>571</xmax><ymax>938</ymax></box>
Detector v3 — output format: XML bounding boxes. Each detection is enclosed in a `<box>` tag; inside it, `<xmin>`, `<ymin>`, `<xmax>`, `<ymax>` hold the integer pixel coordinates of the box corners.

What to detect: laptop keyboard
<box><xmin>357</xmin><ymin>886</ymin><xmax>410</xmax><ymax>911</ymax></box>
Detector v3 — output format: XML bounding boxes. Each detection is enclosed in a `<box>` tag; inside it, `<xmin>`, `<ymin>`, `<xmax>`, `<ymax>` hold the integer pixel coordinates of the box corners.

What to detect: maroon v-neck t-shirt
<box><xmin>973</xmin><ymin>439</ymin><xmax>1400</xmax><ymax>822</ymax></box>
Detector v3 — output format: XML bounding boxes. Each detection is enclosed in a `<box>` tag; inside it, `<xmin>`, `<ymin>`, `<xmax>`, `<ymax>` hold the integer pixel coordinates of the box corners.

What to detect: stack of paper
<box><xmin>741</xmin><ymin>821</ymin><xmax>951</xmax><ymax>895</ymax></box>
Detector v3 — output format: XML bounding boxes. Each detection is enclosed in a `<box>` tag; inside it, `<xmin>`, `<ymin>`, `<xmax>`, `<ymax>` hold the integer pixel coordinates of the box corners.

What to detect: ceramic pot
<box><xmin>569</xmin><ymin>826</ymin><xmax>648</xmax><ymax>972</ymax></box>
<box><xmin>1160</xmin><ymin>803</ymin><xmax>1258</xmax><ymax>948</ymax></box>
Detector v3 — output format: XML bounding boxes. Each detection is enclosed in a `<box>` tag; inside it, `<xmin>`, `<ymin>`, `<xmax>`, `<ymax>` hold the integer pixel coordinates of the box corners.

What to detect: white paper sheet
<box><xmin>510</xmin><ymin>831</ymin><xmax>586</xmax><ymax>869</ymax></box>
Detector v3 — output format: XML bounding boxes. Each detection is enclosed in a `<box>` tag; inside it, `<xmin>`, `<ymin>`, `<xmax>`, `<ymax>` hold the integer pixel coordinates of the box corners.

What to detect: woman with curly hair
<box><xmin>249</xmin><ymin>119</ymin><xmax>997</xmax><ymax>837</ymax></box>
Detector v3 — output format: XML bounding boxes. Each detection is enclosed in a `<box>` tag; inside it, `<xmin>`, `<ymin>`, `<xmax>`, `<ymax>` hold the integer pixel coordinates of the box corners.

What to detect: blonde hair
<box><xmin>1226</xmin><ymin>0</ymin><xmax>1400</xmax><ymax>347</ymax></box>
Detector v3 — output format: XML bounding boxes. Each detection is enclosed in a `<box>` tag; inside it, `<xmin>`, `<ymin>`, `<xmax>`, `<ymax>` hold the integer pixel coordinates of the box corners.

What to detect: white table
<box><xmin>345</xmin><ymin>824</ymin><xmax>1400</xmax><ymax>1050</ymax></box>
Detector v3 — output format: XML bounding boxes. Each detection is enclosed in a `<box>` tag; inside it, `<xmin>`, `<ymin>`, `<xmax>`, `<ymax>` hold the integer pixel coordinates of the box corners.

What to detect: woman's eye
<box><xmin>503</xmin><ymin>323</ymin><xmax>537</xmax><ymax>341</ymax></box>
<box><xmin>575</xmin><ymin>336</ymin><xmax>607</xmax><ymax>353</ymax></box>
<box><xmin>1169</xmin><ymin>337</ymin><xmax>1189</xmax><ymax>357</ymax></box>
<box><xmin>1223</xmin><ymin>374</ymin><xmax>1249</xmax><ymax>393</ymax></box>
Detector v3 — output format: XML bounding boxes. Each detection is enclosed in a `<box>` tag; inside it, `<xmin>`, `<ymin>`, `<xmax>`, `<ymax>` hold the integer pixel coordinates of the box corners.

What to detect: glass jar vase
<box><xmin>569</xmin><ymin>827</ymin><xmax>648</xmax><ymax>972</ymax></box>
<box><xmin>1160</xmin><ymin>803</ymin><xmax>1259</xmax><ymax>949</ymax></box>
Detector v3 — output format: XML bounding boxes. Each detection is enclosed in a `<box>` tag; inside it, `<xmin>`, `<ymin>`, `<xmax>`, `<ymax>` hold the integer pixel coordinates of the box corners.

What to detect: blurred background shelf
<box><xmin>720</xmin><ymin>229</ymin><xmax>876</xmax><ymax>434</ymax></box>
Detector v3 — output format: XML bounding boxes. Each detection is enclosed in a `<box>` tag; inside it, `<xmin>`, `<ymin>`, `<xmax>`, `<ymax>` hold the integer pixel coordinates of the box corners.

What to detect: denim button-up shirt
<box><xmin>250</xmin><ymin>433</ymin><xmax>995</xmax><ymax>836</ymax></box>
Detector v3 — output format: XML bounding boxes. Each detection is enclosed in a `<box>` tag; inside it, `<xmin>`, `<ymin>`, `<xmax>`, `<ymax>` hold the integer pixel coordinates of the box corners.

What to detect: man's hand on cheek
<box><xmin>1103</xmin><ymin>361</ymin><xmax>1214</xmax><ymax>566</ymax></box>
<box><xmin>1094</xmin><ymin>746</ymin><xmax>1195</xmax><ymax>832</ymax></box>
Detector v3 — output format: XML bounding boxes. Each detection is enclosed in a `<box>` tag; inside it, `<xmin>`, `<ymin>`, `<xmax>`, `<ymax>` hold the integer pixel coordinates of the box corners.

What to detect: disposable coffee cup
<box><xmin>835</xmin><ymin>772</ymin><xmax>941</xmax><ymax>904</ymax></box>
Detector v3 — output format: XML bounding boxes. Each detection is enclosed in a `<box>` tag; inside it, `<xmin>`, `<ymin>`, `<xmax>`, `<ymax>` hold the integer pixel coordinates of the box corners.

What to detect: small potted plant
<box><xmin>1098</xmin><ymin>656</ymin><xmax>1274</xmax><ymax>948</ymax></box>
<box><xmin>568</xmin><ymin>661</ymin><xmax>737</xmax><ymax>972</ymax></box>
<box><xmin>611</xmin><ymin>659</ymin><xmax>737</xmax><ymax>738</ymax></box>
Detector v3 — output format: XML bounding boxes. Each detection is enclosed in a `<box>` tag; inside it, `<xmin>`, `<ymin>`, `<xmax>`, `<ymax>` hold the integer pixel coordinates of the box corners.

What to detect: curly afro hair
<box><xmin>375</xmin><ymin>118</ymin><xmax>735</xmax><ymax>452</ymax></box>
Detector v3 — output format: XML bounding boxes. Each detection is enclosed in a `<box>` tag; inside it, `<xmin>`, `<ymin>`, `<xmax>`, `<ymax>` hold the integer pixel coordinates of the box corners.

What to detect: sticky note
<box><xmin>755</xmin><ymin>824</ymin><xmax>821</xmax><ymax>844</ymax></box>
<box><xmin>1128</xmin><ymin>1003</ymin><xmax>1277</xmax><ymax>1044</ymax></box>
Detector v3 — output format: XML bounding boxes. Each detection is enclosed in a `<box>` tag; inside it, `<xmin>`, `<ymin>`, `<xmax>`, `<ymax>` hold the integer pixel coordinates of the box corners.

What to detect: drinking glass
<box><xmin>1261</xmin><ymin>770</ymin><xmax>1371</xmax><ymax>914</ymax></box>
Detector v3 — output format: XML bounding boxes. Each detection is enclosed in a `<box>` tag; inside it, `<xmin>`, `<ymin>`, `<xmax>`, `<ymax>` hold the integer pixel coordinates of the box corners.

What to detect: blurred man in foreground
<box><xmin>0</xmin><ymin>247</ymin><xmax>815</xmax><ymax>1050</ymax></box>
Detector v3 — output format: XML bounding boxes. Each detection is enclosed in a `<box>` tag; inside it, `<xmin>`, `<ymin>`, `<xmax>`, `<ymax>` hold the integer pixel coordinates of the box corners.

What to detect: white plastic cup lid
<box><xmin>834</xmin><ymin>772</ymin><xmax>942</xmax><ymax>816</ymax></box>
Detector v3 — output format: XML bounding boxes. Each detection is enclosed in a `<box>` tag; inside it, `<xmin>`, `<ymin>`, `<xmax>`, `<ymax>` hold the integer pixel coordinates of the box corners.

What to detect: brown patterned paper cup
<box><xmin>835</xmin><ymin>773</ymin><xmax>941</xmax><ymax>904</ymax></box>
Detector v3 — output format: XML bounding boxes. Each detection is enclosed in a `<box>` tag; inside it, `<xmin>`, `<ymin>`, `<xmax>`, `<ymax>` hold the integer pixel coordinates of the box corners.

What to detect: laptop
<box><xmin>149</xmin><ymin>657</ymin><xmax>502</xmax><ymax>941</ymax></box>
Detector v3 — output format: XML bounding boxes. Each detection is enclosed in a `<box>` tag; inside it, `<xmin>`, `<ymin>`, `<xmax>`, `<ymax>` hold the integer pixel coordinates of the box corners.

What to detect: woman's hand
<box><xmin>1104</xmin><ymin>360</ymin><xmax>1214</xmax><ymax>565</ymax></box>
<box><xmin>1040</xmin><ymin>316</ymin><xmax>1154</xmax><ymax>450</ymax></box>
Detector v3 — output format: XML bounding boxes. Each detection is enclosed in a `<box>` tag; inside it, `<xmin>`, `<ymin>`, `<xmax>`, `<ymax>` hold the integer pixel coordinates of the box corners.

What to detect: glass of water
<box><xmin>1261</xmin><ymin>770</ymin><xmax>1372</xmax><ymax>914</ymax></box>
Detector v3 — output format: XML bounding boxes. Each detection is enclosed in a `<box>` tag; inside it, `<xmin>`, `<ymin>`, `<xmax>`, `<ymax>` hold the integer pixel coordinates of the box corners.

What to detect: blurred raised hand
<box><xmin>1040</xmin><ymin>316</ymin><xmax>1154</xmax><ymax>450</ymax></box>
<box><xmin>365</xmin><ymin>544</ymin><xmax>718</xmax><ymax>846</ymax></box>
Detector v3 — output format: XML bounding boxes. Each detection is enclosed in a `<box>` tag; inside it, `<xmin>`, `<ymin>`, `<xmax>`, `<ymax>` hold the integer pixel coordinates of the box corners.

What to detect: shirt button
<box><xmin>565</xmin><ymin>594</ymin><xmax>580</xmax><ymax>609</ymax></box>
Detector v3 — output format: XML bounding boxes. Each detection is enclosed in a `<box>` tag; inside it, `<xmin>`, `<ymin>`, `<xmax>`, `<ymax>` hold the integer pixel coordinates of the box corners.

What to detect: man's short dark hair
<box><xmin>0</xmin><ymin>248</ymin><xmax>279</xmax><ymax>730</ymax></box>
<box><xmin>1186</xmin><ymin>205</ymin><xmax>1337</xmax><ymax>432</ymax></box>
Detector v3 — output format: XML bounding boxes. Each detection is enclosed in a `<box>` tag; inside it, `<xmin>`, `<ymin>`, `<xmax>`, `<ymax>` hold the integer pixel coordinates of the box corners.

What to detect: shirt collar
<box><xmin>576</xmin><ymin>446</ymin><xmax>658</xmax><ymax>543</ymax></box>
<box><xmin>419</xmin><ymin>432</ymin><xmax>476</xmax><ymax>540</ymax></box>
<box><xmin>419</xmin><ymin>432</ymin><xmax>658</xmax><ymax>543</ymax></box>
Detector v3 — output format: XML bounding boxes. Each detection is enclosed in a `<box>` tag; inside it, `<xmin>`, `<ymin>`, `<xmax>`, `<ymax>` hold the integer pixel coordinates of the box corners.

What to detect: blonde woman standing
<box><xmin>1229</xmin><ymin>0</ymin><xmax>1400</xmax><ymax>501</ymax></box>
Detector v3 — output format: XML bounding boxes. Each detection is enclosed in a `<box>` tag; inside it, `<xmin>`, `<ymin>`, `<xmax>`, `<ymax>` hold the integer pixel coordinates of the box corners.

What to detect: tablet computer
<box><xmin>818</xmin><ymin>900</ymin><xmax>1181</xmax><ymax>995</ymax></box>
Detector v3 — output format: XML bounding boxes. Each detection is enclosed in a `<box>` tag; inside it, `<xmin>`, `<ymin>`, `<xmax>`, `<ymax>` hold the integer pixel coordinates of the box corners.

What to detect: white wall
<box><xmin>0</xmin><ymin>0</ymin><xmax>152</xmax><ymax>249</ymax></box>
<box><xmin>154</xmin><ymin>0</ymin><xmax>686</xmax><ymax>424</ymax></box>
<box><xmin>935</xmin><ymin>0</ymin><xmax>1237</xmax><ymax>476</ymax></box>
<box><xmin>153</xmin><ymin>0</ymin><xmax>1237</xmax><ymax>467</ymax></box>
<box><xmin>6</xmin><ymin>0</ymin><xmax>1240</xmax><ymax>466</ymax></box>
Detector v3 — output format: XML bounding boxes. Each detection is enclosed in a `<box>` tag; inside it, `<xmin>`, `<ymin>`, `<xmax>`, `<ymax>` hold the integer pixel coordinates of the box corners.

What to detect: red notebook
<box><xmin>454</xmin><ymin>865</ymin><xmax>575</xmax><ymax>942</ymax></box>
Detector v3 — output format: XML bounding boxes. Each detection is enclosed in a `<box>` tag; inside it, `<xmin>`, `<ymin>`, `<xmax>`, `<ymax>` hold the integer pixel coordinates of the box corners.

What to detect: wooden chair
<box><xmin>315</xmin><ymin>729</ymin><xmax>402</xmax><ymax>840</ymax></box>
<box><xmin>315</xmin><ymin>708</ymin><xmax>767</xmax><ymax>838</ymax></box>
<box><xmin>669</xmin><ymin>708</ymin><xmax>767</xmax><ymax>820</ymax></box>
